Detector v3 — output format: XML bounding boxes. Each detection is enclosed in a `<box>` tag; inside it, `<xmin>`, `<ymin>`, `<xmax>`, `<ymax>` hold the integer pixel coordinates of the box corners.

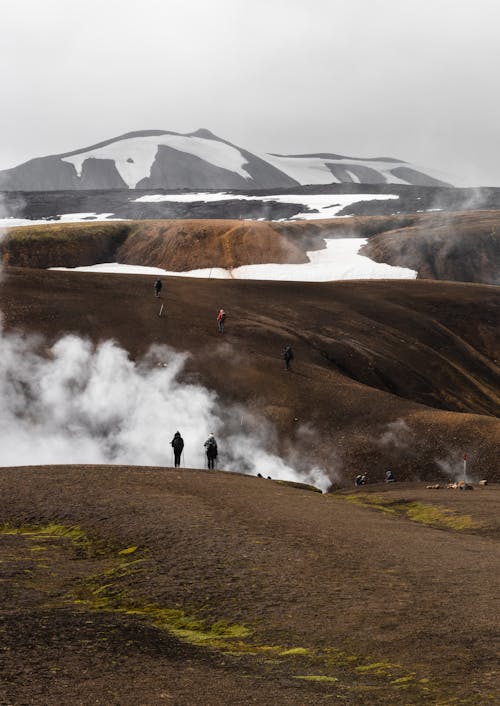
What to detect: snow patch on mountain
<box><xmin>62</xmin><ymin>135</ymin><xmax>253</xmax><ymax>188</ymax></box>
<box><xmin>133</xmin><ymin>192</ymin><xmax>400</xmax><ymax>219</ymax></box>
<box><xmin>258</xmin><ymin>154</ymin><xmax>337</xmax><ymax>185</ymax></box>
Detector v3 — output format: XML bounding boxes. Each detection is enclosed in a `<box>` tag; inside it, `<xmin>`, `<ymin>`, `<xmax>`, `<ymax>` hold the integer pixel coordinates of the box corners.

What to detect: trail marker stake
<box><xmin>463</xmin><ymin>453</ymin><xmax>467</xmax><ymax>483</ymax></box>
<box><xmin>158</xmin><ymin>304</ymin><xmax>164</xmax><ymax>317</ymax></box>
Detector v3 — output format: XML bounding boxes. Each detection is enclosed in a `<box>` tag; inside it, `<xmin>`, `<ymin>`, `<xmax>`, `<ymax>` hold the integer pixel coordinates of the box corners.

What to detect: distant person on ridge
<box><xmin>217</xmin><ymin>308</ymin><xmax>226</xmax><ymax>333</ymax></box>
<box><xmin>385</xmin><ymin>469</ymin><xmax>396</xmax><ymax>483</ymax></box>
<box><xmin>171</xmin><ymin>431</ymin><xmax>184</xmax><ymax>468</ymax></box>
<box><xmin>154</xmin><ymin>279</ymin><xmax>163</xmax><ymax>298</ymax></box>
<box><xmin>283</xmin><ymin>345</ymin><xmax>294</xmax><ymax>371</ymax></box>
<box><xmin>204</xmin><ymin>433</ymin><xmax>218</xmax><ymax>470</ymax></box>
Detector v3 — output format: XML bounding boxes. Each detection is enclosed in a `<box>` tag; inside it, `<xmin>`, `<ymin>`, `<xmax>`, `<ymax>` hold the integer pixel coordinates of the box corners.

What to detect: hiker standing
<box><xmin>154</xmin><ymin>279</ymin><xmax>163</xmax><ymax>298</ymax></box>
<box><xmin>204</xmin><ymin>433</ymin><xmax>218</xmax><ymax>470</ymax></box>
<box><xmin>283</xmin><ymin>345</ymin><xmax>294</xmax><ymax>371</ymax></box>
<box><xmin>171</xmin><ymin>431</ymin><xmax>184</xmax><ymax>468</ymax></box>
<box><xmin>217</xmin><ymin>308</ymin><xmax>226</xmax><ymax>333</ymax></box>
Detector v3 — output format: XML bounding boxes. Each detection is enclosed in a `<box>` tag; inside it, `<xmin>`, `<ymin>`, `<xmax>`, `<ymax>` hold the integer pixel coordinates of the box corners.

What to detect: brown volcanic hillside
<box><xmin>117</xmin><ymin>219</ymin><xmax>309</xmax><ymax>270</ymax></box>
<box><xmin>3</xmin><ymin>210</ymin><xmax>500</xmax><ymax>284</ymax></box>
<box><xmin>1</xmin><ymin>267</ymin><xmax>499</xmax><ymax>481</ymax></box>
<box><xmin>362</xmin><ymin>210</ymin><xmax>500</xmax><ymax>284</ymax></box>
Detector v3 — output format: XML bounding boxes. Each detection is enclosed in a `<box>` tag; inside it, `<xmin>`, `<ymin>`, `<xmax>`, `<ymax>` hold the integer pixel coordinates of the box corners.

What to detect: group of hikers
<box><xmin>153</xmin><ymin>279</ymin><xmax>295</xmax><ymax>369</ymax></box>
<box><xmin>170</xmin><ymin>431</ymin><xmax>218</xmax><ymax>469</ymax></box>
<box><xmin>355</xmin><ymin>469</ymin><xmax>396</xmax><ymax>486</ymax></box>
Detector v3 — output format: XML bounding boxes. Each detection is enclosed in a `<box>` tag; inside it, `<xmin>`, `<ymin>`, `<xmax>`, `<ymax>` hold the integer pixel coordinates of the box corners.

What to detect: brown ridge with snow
<box><xmin>2</xmin><ymin>210</ymin><xmax>500</xmax><ymax>284</ymax></box>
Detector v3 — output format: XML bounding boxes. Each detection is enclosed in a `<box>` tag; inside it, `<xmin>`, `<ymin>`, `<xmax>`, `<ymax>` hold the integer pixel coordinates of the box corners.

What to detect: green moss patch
<box><xmin>294</xmin><ymin>675</ymin><xmax>339</xmax><ymax>683</ymax></box>
<box><xmin>280</xmin><ymin>647</ymin><xmax>312</xmax><ymax>656</ymax></box>
<box><xmin>118</xmin><ymin>546</ymin><xmax>138</xmax><ymax>556</ymax></box>
<box><xmin>335</xmin><ymin>494</ymin><xmax>398</xmax><ymax>515</ymax></box>
<box><xmin>355</xmin><ymin>661</ymin><xmax>396</xmax><ymax>676</ymax></box>
<box><xmin>332</xmin><ymin>495</ymin><xmax>478</xmax><ymax>531</ymax></box>
<box><xmin>394</xmin><ymin>502</ymin><xmax>476</xmax><ymax>531</ymax></box>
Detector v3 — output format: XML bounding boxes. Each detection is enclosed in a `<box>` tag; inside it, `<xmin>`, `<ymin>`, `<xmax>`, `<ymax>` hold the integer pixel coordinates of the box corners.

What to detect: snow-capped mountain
<box><xmin>0</xmin><ymin>128</ymin><xmax>455</xmax><ymax>191</ymax></box>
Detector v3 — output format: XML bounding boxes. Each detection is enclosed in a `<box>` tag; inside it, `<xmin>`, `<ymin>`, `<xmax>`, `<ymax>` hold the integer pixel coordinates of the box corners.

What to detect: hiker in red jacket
<box><xmin>217</xmin><ymin>308</ymin><xmax>226</xmax><ymax>333</ymax></box>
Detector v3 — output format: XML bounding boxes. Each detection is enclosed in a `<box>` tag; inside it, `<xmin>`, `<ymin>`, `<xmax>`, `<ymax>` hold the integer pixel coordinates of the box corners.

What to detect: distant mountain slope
<box><xmin>0</xmin><ymin>129</ymin><xmax>455</xmax><ymax>191</ymax></box>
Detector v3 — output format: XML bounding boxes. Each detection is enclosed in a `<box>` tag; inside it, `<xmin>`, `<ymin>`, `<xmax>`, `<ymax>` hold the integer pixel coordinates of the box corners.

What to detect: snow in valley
<box><xmin>52</xmin><ymin>238</ymin><xmax>417</xmax><ymax>281</ymax></box>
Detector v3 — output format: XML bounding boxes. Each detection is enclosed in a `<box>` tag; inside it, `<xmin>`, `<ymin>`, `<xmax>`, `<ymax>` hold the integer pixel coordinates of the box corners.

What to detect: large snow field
<box><xmin>61</xmin><ymin>135</ymin><xmax>252</xmax><ymax>188</ymax></box>
<box><xmin>258</xmin><ymin>154</ymin><xmax>407</xmax><ymax>186</ymax></box>
<box><xmin>51</xmin><ymin>238</ymin><xmax>417</xmax><ymax>281</ymax></box>
<box><xmin>133</xmin><ymin>192</ymin><xmax>400</xmax><ymax>219</ymax></box>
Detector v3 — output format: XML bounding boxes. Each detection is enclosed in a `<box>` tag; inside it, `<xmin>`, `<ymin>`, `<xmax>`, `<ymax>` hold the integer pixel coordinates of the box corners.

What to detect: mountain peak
<box><xmin>187</xmin><ymin>128</ymin><xmax>220</xmax><ymax>141</ymax></box>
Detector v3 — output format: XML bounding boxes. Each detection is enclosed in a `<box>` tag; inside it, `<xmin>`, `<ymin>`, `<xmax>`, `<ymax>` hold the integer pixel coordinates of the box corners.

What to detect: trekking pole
<box><xmin>171</xmin><ymin>449</ymin><xmax>173</xmax><ymax>467</ymax></box>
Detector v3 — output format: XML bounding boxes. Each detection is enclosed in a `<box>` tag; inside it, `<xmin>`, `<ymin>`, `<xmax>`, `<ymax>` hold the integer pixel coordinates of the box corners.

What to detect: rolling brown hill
<box><xmin>1</xmin><ymin>266</ymin><xmax>498</xmax><ymax>481</ymax></box>
<box><xmin>3</xmin><ymin>210</ymin><xmax>500</xmax><ymax>284</ymax></box>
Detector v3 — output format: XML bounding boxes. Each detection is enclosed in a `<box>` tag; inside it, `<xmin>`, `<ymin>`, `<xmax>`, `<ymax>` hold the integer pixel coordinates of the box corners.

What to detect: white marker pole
<box><xmin>463</xmin><ymin>453</ymin><xmax>467</xmax><ymax>483</ymax></box>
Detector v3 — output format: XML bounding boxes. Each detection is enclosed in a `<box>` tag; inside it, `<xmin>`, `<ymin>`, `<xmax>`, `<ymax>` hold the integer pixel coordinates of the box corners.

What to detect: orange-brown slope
<box><xmin>1</xmin><ymin>267</ymin><xmax>498</xmax><ymax>481</ymax></box>
<box><xmin>116</xmin><ymin>219</ymin><xmax>309</xmax><ymax>270</ymax></box>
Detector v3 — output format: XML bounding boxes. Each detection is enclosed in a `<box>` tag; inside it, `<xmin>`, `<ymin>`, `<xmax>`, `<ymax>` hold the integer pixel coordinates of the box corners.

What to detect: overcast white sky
<box><xmin>1</xmin><ymin>0</ymin><xmax>499</xmax><ymax>185</ymax></box>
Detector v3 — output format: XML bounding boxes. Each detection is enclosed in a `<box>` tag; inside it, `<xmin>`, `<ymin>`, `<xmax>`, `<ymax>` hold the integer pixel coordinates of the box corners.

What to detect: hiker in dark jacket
<box><xmin>171</xmin><ymin>431</ymin><xmax>184</xmax><ymax>468</ymax></box>
<box><xmin>154</xmin><ymin>279</ymin><xmax>163</xmax><ymax>297</ymax></box>
<box><xmin>204</xmin><ymin>433</ymin><xmax>218</xmax><ymax>470</ymax></box>
<box><xmin>283</xmin><ymin>345</ymin><xmax>294</xmax><ymax>370</ymax></box>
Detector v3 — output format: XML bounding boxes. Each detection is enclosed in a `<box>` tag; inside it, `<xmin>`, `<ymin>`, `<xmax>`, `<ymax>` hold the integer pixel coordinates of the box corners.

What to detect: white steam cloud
<box><xmin>0</xmin><ymin>322</ymin><xmax>331</xmax><ymax>491</ymax></box>
<box><xmin>378</xmin><ymin>419</ymin><xmax>413</xmax><ymax>450</ymax></box>
<box><xmin>436</xmin><ymin>454</ymin><xmax>474</xmax><ymax>484</ymax></box>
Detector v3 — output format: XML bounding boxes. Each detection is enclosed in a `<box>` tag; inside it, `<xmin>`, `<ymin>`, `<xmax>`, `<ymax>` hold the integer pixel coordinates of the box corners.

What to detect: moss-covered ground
<box><xmin>0</xmin><ymin>521</ymin><xmax>478</xmax><ymax>705</ymax></box>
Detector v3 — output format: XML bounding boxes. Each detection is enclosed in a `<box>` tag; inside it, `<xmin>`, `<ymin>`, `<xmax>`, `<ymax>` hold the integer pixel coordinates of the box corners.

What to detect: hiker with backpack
<box><xmin>154</xmin><ymin>279</ymin><xmax>162</xmax><ymax>298</ymax></box>
<box><xmin>170</xmin><ymin>431</ymin><xmax>184</xmax><ymax>468</ymax></box>
<box><xmin>283</xmin><ymin>345</ymin><xmax>294</xmax><ymax>371</ymax></box>
<box><xmin>204</xmin><ymin>433</ymin><xmax>218</xmax><ymax>470</ymax></box>
<box><xmin>217</xmin><ymin>308</ymin><xmax>226</xmax><ymax>333</ymax></box>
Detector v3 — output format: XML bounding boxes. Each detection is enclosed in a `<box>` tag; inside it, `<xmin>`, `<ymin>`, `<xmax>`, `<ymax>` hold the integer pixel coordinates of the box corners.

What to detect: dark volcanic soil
<box><xmin>0</xmin><ymin>267</ymin><xmax>499</xmax><ymax>481</ymax></box>
<box><xmin>0</xmin><ymin>467</ymin><xmax>499</xmax><ymax>705</ymax></box>
<box><xmin>4</xmin><ymin>183</ymin><xmax>500</xmax><ymax>222</ymax></box>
